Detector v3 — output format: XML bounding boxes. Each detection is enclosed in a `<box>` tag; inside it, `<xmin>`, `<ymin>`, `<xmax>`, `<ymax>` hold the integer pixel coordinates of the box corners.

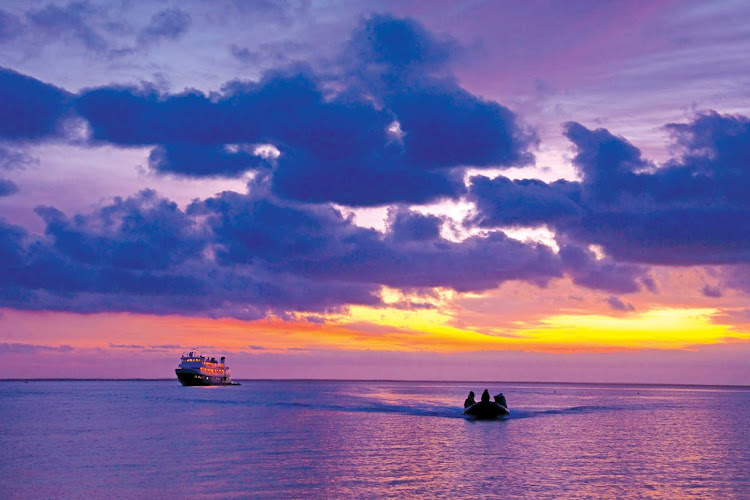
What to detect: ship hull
<box><xmin>175</xmin><ymin>369</ymin><xmax>240</xmax><ymax>386</ymax></box>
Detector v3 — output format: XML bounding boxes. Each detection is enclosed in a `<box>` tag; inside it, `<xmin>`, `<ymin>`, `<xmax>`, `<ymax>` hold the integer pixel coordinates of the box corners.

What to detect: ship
<box><xmin>175</xmin><ymin>350</ymin><xmax>240</xmax><ymax>386</ymax></box>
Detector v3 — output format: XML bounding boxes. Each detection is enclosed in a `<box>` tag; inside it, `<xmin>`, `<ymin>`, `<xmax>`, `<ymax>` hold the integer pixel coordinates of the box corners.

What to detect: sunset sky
<box><xmin>1</xmin><ymin>0</ymin><xmax>749</xmax><ymax>384</ymax></box>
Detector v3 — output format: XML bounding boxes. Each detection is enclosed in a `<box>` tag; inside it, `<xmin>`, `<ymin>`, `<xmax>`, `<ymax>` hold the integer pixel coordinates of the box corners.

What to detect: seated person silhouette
<box><xmin>481</xmin><ymin>389</ymin><xmax>490</xmax><ymax>403</ymax></box>
<box><xmin>494</xmin><ymin>393</ymin><xmax>508</xmax><ymax>408</ymax></box>
<box><xmin>463</xmin><ymin>391</ymin><xmax>476</xmax><ymax>408</ymax></box>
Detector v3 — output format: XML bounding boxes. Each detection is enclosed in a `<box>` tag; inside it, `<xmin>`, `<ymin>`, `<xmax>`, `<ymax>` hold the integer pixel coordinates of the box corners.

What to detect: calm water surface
<box><xmin>1</xmin><ymin>380</ymin><xmax>748</xmax><ymax>498</ymax></box>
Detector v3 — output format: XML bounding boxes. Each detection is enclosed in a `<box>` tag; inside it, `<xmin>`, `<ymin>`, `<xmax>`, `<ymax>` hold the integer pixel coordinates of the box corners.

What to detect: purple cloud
<box><xmin>48</xmin><ymin>15</ymin><xmax>535</xmax><ymax>206</ymax></box>
<box><xmin>467</xmin><ymin>175</ymin><xmax>582</xmax><ymax>228</ymax></box>
<box><xmin>701</xmin><ymin>285</ymin><xmax>722</xmax><ymax>298</ymax></box>
<box><xmin>0</xmin><ymin>146</ymin><xmax>38</xmax><ymax>170</ymax></box>
<box><xmin>0</xmin><ymin>178</ymin><xmax>576</xmax><ymax>319</ymax></box>
<box><xmin>26</xmin><ymin>1</ymin><xmax>108</xmax><ymax>51</ymax></box>
<box><xmin>469</xmin><ymin>112</ymin><xmax>750</xmax><ymax>266</ymax></box>
<box><xmin>0</xmin><ymin>67</ymin><xmax>70</xmax><ymax>140</ymax></box>
<box><xmin>0</xmin><ymin>9</ymin><xmax>22</xmax><ymax>41</ymax></box>
<box><xmin>148</xmin><ymin>144</ymin><xmax>268</xmax><ymax>178</ymax></box>
<box><xmin>0</xmin><ymin>178</ymin><xmax>18</xmax><ymax>196</ymax></box>
<box><xmin>34</xmin><ymin>189</ymin><xmax>204</xmax><ymax>271</ymax></box>
<box><xmin>0</xmin><ymin>342</ymin><xmax>73</xmax><ymax>353</ymax></box>
<box><xmin>605</xmin><ymin>295</ymin><xmax>635</xmax><ymax>312</ymax></box>
<box><xmin>138</xmin><ymin>8</ymin><xmax>191</xmax><ymax>44</ymax></box>
<box><xmin>386</xmin><ymin>207</ymin><xmax>443</xmax><ymax>243</ymax></box>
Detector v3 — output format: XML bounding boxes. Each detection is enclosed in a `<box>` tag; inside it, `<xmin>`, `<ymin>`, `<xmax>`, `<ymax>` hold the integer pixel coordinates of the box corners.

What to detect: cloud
<box><xmin>138</xmin><ymin>8</ymin><xmax>191</xmax><ymax>45</ymax></box>
<box><xmin>564</xmin><ymin>121</ymin><xmax>650</xmax><ymax>202</ymax></box>
<box><xmin>0</xmin><ymin>178</ymin><xmax>18</xmax><ymax>196</ymax></box>
<box><xmin>605</xmin><ymin>295</ymin><xmax>635</xmax><ymax>312</ymax></box>
<box><xmin>0</xmin><ymin>9</ymin><xmax>23</xmax><ymax>41</ymax></box>
<box><xmin>559</xmin><ymin>244</ymin><xmax>650</xmax><ymax>294</ymax></box>
<box><xmin>0</xmin><ymin>67</ymin><xmax>70</xmax><ymax>140</ymax></box>
<box><xmin>71</xmin><ymin>63</ymin><xmax>499</xmax><ymax>205</ymax></box>
<box><xmin>701</xmin><ymin>285</ymin><xmax>722</xmax><ymax>298</ymax></box>
<box><xmin>64</xmin><ymin>15</ymin><xmax>535</xmax><ymax>205</ymax></box>
<box><xmin>34</xmin><ymin>189</ymin><xmax>204</xmax><ymax>271</ymax></box>
<box><xmin>467</xmin><ymin>175</ymin><xmax>582</xmax><ymax>227</ymax></box>
<box><xmin>0</xmin><ymin>146</ymin><xmax>39</xmax><ymax>170</ymax></box>
<box><xmin>148</xmin><ymin>144</ymin><xmax>267</xmax><ymax>177</ymax></box>
<box><xmin>346</xmin><ymin>13</ymin><xmax>458</xmax><ymax>84</ymax></box>
<box><xmin>270</xmin><ymin>147</ymin><xmax>466</xmax><ymax>206</ymax></box>
<box><xmin>0</xmin><ymin>189</ymin><xmax>382</xmax><ymax>318</ymax></box>
<box><xmin>469</xmin><ymin>111</ymin><xmax>750</xmax><ymax>267</ymax></box>
<box><xmin>223</xmin><ymin>0</ymin><xmax>310</xmax><ymax>26</ymax></box>
<box><xmin>0</xmin><ymin>15</ymin><xmax>537</xmax><ymax>207</ymax></box>
<box><xmin>193</xmin><ymin>181</ymin><xmax>564</xmax><ymax>293</ymax></box>
<box><xmin>230</xmin><ymin>40</ymin><xmax>309</xmax><ymax>66</ymax></box>
<box><xmin>0</xmin><ymin>219</ymin><xmax>26</xmax><ymax>268</ymax></box>
<box><xmin>0</xmin><ymin>342</ymin><xmax>73</xmax><ymax>354</ymax></box>
<box><xmin>387</xmin><ymin>86</ymin><xmax>537</xmax><ymax>169</ymax></box>
<box><xmin>0</xmin><ymin>180</ymin><xmax>576</xmax><ymax>319</ymax></box>
<box><xmin>8</xmin><ymin>12</ymin><xmax>748</xmax><ymax>320</ymax></box>
<box><xmin>108</xmin><ymin>343</ymin><xmax>145</xmax><ymax>349</ymax></box>
<box><xmin>26</xmin><ymin>1</ymin><xmax>109</xmax><ymax>51</ymax></box>
<box><xmin>386</xmin><ymin>207</ymin><xmax>443</xmax><ymax>243</ymax></box>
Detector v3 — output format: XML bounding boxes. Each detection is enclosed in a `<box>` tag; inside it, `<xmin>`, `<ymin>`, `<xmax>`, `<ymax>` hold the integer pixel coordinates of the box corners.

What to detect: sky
<box><xmin>0</xmin><ymin>0</ymin><xmax>749</xmax><ymax>384</ymax></box>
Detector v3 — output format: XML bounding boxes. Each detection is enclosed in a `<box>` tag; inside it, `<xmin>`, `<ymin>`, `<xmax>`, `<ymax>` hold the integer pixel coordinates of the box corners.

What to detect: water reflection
<box><xmin>0</xmin><ymin>381</ymin><xmax>748</xmax><ymax>498</ymax></box>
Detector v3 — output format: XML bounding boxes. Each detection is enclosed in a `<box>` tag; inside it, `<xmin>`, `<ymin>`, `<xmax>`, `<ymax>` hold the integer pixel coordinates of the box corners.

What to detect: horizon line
<box><xmin>1</xmin><ymin>378</ymin><xmax>748</xmax><ymax>389</ymax></box>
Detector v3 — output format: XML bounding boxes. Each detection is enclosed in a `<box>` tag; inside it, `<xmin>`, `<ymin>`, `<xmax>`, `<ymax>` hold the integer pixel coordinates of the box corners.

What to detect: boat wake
<box><xmin>508</xmin><ymin>404</ymin><xmax>628</xmax><ymax>419</ymax></box>
<box><xmin>175</xmin><ymin>395</ymin><xmax>628</xmax><ymax>420</ymax></box>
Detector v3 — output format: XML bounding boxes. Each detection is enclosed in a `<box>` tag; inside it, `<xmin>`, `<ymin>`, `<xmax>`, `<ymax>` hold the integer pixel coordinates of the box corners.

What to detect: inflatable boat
<box><xmin>463</xmin><ymin>401</ymin><xmax>510</xmax><ymax>419</ymax></box>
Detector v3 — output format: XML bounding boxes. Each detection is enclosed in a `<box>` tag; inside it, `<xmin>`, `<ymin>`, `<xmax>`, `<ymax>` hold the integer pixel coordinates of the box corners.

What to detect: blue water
<box><xmin>1</xmin><ymin>381</ymin><xmax>748</xmax><ymax>498</ymax></box>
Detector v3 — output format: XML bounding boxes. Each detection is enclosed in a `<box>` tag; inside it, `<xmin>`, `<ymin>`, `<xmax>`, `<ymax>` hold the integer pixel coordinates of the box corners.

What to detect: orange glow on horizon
<box><xmin>2</xmin><ymin>302</ymin><xmax>748</xmax><ymax>356</ymax></box>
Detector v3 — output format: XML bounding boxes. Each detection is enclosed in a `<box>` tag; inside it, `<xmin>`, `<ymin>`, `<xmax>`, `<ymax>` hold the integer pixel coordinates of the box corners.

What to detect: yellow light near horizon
<box><xmin>522</xmin><ymin>308</ymin><xmax>745</xmax><ymax>349</ymax></box>
<box><xmin>333</xmin><ymin>305</ymin><xmax>748</xmax><ymax>353</ymax></box>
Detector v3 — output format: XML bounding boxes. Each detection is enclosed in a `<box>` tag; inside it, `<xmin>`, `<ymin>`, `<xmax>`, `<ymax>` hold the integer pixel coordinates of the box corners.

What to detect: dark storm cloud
<box><xmin>72</xmin><ymin>65</ymin><xmax>475</xmax><ymax>205</ymax></box>
<box><xmin>347</xmin><ymin>13</ymin><xmax>457</xmax><ymax>82</ymax></box>
<box><xmin>0</xmin><ymin>181</ymin><xmax>577</xmax><ymax>318</ymax></box>
<box><xmin>347</xmin><ymin>14</ymin><xmax>537</xmax><ymax>169</ymax></box>
<box><xmin>387</xmin><ymin>86</ymin><xmax>536</xmax><ymax>169</ymax></box>
<box><xmin>75</xmin><ymin>70</ymin><xmax>386</xmax><ymax>148</ymax></box>
<box><xmin>5</xmin><ymin>11</ymin><xmax>738</xmax><ymax>319</ymax></box>
<box><xmin>467</xmin><ymin>175</ymin><xmax>582</xmax><ymax>227</ymax></box>
<box><xmin>148</xmin><ymin>144</ymin><xmax>268</xmax><ymax>178</ymax></box>
<box><xmin>564</xmin><ymin>121</ymin><xmax>650</xmax><ymax>202</ymax></box>
<box><xmin>0</xmin><ymin>190</ymin><xmax>383</xmax><ymax>319</ymax></box>
<box><xmin>34</xmin><ymin>189</ymin><xmax>204</xmax><ymax>271</ymax></box>
<box><xmin>190</xmin><ymin>182</ymin><xmax>564</xmax><ymax>293</ymax></box>
<box><xmin>64</xmin><ymin>15</ymin><xmax>535</xmax><ymax>205</ymax></box>
<box><xmin>0</xmin><ymin>178</ymin><xmax>18</xmax><ymax>196</ymax></box>
<box><xmin>0</xmin><ymin>219</ymin><xmax>25</xmax><ymax>268</ymax></box>
<box><xmin>0</xmin><ymin>15</ymin><xmax>536</xmax><ymax>206</ymax></box>
<box><xmin>270</xmin><ymin>148</ymin><xmax>466</xmax><ymax>206</ymax></box>
<box><xmin>386</xmin><ymin>207</ymin><xmax>443</xmax><ymax>243</ymax></box>
<box><xmin>468</xmin><ymin>111</ymin><xmax>750</xmax><ymax>267</ymax></box>
<box><xmin>0</xmin><ymin>67</ymin><xmax>70</xmax><ymax>140</ymax></box>
<box><xmin>138</xmin><ymin>8</ymin><xmax>191</xmax><ymax>44</ymax></box>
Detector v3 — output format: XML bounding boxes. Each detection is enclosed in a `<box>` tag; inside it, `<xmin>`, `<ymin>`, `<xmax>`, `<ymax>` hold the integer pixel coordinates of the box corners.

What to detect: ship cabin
<box><xmin>178</xmin><ymin>351</ymin><xmax>227</xmax><ymax>375</ymax></box>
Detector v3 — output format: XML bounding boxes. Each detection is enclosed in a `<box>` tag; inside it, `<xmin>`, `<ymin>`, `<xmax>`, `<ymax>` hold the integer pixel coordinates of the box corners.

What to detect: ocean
<box><xmin>1</xmin><ymin>380</ymin><xmax>748</xmax><ymax>498</ymax></box>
